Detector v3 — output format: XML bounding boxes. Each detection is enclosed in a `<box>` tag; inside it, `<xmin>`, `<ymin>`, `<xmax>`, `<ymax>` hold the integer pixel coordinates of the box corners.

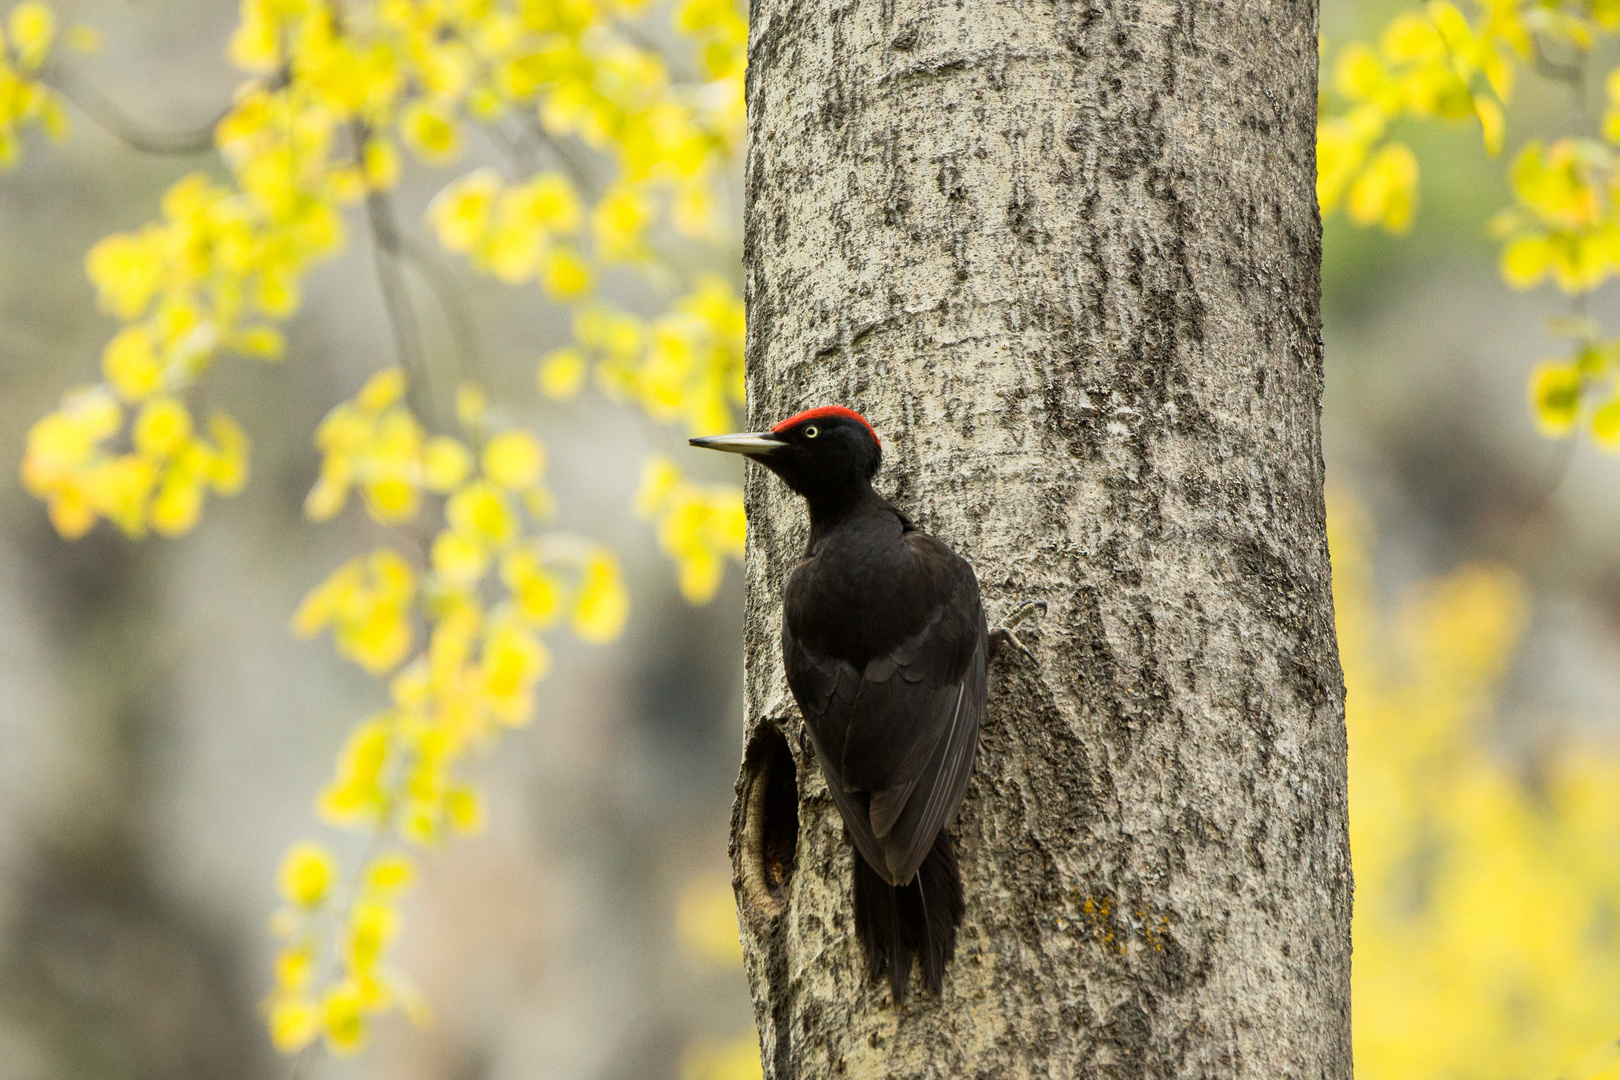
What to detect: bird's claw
<box><xmin>989</xmin><ymin>600</ymin><xmax>1047</xmax><ymax>665</ymax></box>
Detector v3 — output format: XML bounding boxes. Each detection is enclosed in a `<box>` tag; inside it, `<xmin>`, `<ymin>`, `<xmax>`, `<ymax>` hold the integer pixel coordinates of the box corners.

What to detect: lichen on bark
<box><xmin>732</xmin><ymin>0</ymin><xmax>1348</xmax><ymax>1076</ymax></box>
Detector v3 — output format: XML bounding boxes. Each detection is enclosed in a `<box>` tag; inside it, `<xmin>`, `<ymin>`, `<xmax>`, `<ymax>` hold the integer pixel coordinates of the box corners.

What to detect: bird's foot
<box><xmin>989</xmin><ymin>600</ymin><xmax>1047</xmax><ymax>665</ymax></box>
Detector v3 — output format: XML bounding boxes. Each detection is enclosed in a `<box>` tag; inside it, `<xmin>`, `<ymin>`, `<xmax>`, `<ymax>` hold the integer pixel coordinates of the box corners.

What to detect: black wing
<box><xmin>784</xmin><ymin>534</ymin><xmax>987</xmax><ymax>886</ymax></box>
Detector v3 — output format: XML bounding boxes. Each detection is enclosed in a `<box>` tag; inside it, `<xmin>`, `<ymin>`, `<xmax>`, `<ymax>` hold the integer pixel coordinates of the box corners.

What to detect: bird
<box><xmin>691</xmin><ymin>405</ymin><xmax>989</xmax><ymax>1002</ymax></box>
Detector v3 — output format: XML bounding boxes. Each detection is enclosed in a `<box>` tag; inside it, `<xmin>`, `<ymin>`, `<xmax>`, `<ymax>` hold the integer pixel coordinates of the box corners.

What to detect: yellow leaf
<box><xmin>676</xmin><ymin>546</ymin><xmax>724</xmax><ymax>603</ymax></box>
<box><xmin>363</xmin><ymin>477</ymin><xmax>420</xmax><ymax>524</ymax></box>
<box><xmin>515</xmin><ymin>172</ymin><xmax>581</xmax><ymax>232</ymax></box>
<box><xmin>447</xmin><ymin>481</ymin><xmax>517</xmax><ymax>545</ymax></box>
<box><xmin>1592</xmin><ymin>399</ymin><xmax>1620</xmax><ymax>449</ymax></box>
<box><xmin>206</xmin><ymin>412</ymin><xmax>250</xmax><ymax>495</ymax></box>
<box><xmin>357</xmin><ymin>367</ymin><xmax>407</xmax><ymax>412</ymax></box>
<box><xmin>445</xmin><ymin>786</ymin><xmax>484</xmax><ymax>833</ymax></box>
<box><xmin>592</xmin><ymin>186</ymin><xmax>652</xmax><ymax>260</ymax></box>
<box><xmin>47</xmin><ymin>488</ymin><xmax>96</xmax><ymax>540</ymax></box>
<box><xmin>422</xmin><ymin>436</ymin><xmax>472</xmax><ymax>492</ymax></box>
<box><xmin>1501</xmin><ymin>235</ymin><xmax>1551</xmax><ymax>288</ymax></box>
<box><xmin>267</xmin><ymin>995</ymin><xmax>319</xmax><ymax>1053</ymax></box>
<box><xmin>9</xmin><ymin>2</ymin><xmax>55</xmax><ymax>70</ymax></box>
<box><xmin>1348</xmin><ymin>143</ymin><xmax>1418</xmax><ymax>233</ymax></box>
<box><xmin>346</xmin><ymin>900</ymin><xmax>398</xmax><ymax>973</ymax></box>
<box><xmin>364</xmin><ymin>854</ymin><xmax>415</xmax><ymax>896</ymax></box>
<box><xmin>149</xmin><ymin>473</ymin><xmax>204</xmax><ymax>536</ymax></box>
<box><xmin>635</xmin><ymin>456</ymin><xmax>682</xmax><ymax>517</ymax></box>
<box><xmin>363</xmin><ymin>137</ymin><xmax>400</xmax><ymax>190</ymax></box>
<box><xmin>400</xmin><ymin>100</ymin><xmax>461</xmax><ymax>164</ymax></box>
<box><xmin>322</xmin><ymin>984</ymin><xmax>367</xmax><ymax>1055</ymax></box>
<box><xmin>304</xmin><ymin>464</ymin><xmax>351</xmax><ymax>522</ymax></box>
<box><xmin>228</xmin><ymin>9</ymin><xmax>281</xmax><ymax>72</ymax></box>
<box><xmin>86</xmin><ymin>233</ymin><xmax>159</xmax><ymax>318</ymax></box>
<box><xmin>482</xmin><ymin>430</ymin><xmax>546</xmax><ymax>489</ymax></box>
<box><xmin>103</xmin><ymin>327</ymin><xmax>164</xmax><ymax>401</ymax></box>
<box><xmin>428</xmin><ymin>169</ymin><xmax>500</xmax><ymax>252</ymax></box>
<box><xmin>483</xmin><ymin>219</ymin><xmax>542</xmax><ymax>283</ymax></box>
<box><xmin>431</xmin><ymin>529</ymin><xmax>487</xmax><ymax>584</ymax></box>
<box><xmin>540</xmin><ymin>246</ymin><xmax>591</xmax><ymax>298</ymax></box>
<box><xmin>1530</xmin><ymin>363</ymin><xmax>1581</xmax><ymax>436</ymax></box>
<box><xmin>1475</xmin><ymin>96</ymin><xmax>1505</xmax><ymax>156</ymax></box>
<box><xmin>1381</xmin><ymin>12</ymin><xmax>1444</xmax><ymax>63</ymax></box>
<box><xmin>273</xmin><ymin>943</ymin><xmax>314</xmax><ymax>990</ymax></box>
<box><xmin>278</xmin><ymin>842</ymin><xmax>338</xmax><ymax>908</ymax></box>
<box><xmin>483</xmin><ymin>619</ymin><xmax>550</xmax><ymax>720</ymax></box>
<box><xmin>538</xmin><ymin>346</ymin><xmax>588</xmax><ymax>399</ymax></box>
<box><xmin>573</xmin><ymin>550</ymin><xmax>628</xmax><ymax>643</ymax></box>
<box><xmin>133</xmin><ymin>396</ymin><xmax>193</xmax><ymax>460</ymax></box>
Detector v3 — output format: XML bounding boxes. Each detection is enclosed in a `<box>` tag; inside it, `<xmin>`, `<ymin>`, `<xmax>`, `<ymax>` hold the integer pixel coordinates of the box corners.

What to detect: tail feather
<box><xmin>852</xmin><ymin>831</ymin><xmax>964</xmax><ymax>1002</ymax></box>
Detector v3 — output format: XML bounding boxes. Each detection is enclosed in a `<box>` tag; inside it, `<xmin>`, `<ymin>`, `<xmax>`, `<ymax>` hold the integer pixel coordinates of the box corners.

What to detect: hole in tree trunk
<box><xmin>739</xmin><ymin>722</ymin><xmax>798</xmax><ymax>918</ymax></box>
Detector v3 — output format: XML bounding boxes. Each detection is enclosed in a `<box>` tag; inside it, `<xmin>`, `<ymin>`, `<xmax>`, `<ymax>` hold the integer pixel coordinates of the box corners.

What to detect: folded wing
<box><xmin>784</xmin><ymin>536</ymin><xmax>987</xmax><ymax>886</ymax></box>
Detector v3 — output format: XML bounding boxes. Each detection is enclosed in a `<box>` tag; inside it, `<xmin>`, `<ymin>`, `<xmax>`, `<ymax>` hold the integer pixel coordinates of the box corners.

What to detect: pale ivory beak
<box><xmin>689</xmin><ymin>432</ymin><xmax>786</xmax><ymax>455</ymax></box>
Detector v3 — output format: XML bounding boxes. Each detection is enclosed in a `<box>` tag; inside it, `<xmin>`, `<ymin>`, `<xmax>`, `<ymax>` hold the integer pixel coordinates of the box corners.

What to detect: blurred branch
<box><xmin>398</xmin><ymin>235</ymin><xmax>480</xmax><ymax>387</ymax></box>
<box><xmin>1529</xmin><ymin>36</ymin><xmax>1587</xmax><ymax>105</ymax></box>
<box><xmin>1527</xmin><ymin>434</ymin><xmax>1578</xmax><ymax>514</ymax></box>
<box><xmin>364</xmin><ymin>187</ymin><xmax>435</xmax><ymax>420</ymax></box>
<box><xmin>287</xmin><ymin>1044</ymin><xmax>318</xmax><ymax>1080</ymax></box>
<box><xmin>517</xmin><ymin>114</ymin><xmax>600</xmax><ymax>197</ymax></box>
<box><xmin>46</xmin><ymin>64</ymin><xmax>223</xmax><ymax>156</ymax></box>
<box><xmin>617</xmin><ymin>22</ymin><xmax>698</xmax><ymax>85</ymax></box>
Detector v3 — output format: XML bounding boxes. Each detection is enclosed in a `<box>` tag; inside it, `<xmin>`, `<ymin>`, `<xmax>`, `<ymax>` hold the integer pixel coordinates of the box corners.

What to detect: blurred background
<box><xmin>3</xmin><ymin>0</ymin><xmax>1620</xmax><ymax>1078</ymax></box>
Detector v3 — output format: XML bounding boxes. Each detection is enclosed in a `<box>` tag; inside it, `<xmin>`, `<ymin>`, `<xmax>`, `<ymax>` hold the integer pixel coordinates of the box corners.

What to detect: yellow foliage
<box><xmin>321</xmin><ymin>982</ymin><xmax>367</xmax><ymax>1054</ymax></box>
<box><xmin>293</xmin><ymin>548</ymin><xmax>417</xmax><ymax>674</ymax></box>
<box><xmin>0</xmin><ymin>1</ymin><xmax>71</xmax><ymax>169</ymax></box>
<box><xmin>587</xmin><ymin>276</ymin><xmax>745</xmax><ymax>436</ymax></box>
<box><xmin>483</xmin><ymin>430</ymin><xmax>547</xmax><ymax>489</ymax></box>
<box><xmin>676</xmin><ymin>873</ymin><xmax>743</xmax><ymax>965</ymax></box>
<box><xmin>18</xmin><ymin>0</ymin><xmax>755</xmax><ymax>1062</ymax></box>
<box><xmin>1348</xmin><ymin>142</ymin><xmax>1419</xmax><ymax>233</ymax></box>
<box><xmin>272</xmin><ymin>362</ymin><xmax>644</xmax><ymax>1051</ymax></box>
<box><xmin>538</xmin><ymin>345</ymin><xmax>589</xmax><ymax>398</ymax></box>
<box><xmin>25</xmin><ymin>0</ymin><xmax>748</xmax><ymax>544</ymax></box>
<box><xmin>278</xmin><ymin>842</ymin><xmax>338</xmax><ymax>908</ymax></box>
<box><xmin>635</xmin><ymin>455</ymin><xmax>745</xmax><ymax>603</ymax></box>
<box><xmin>1334</xmin><ymin>492</ymin><xmax>1620</xmax><ymax>1080</ymax></box>
<box><xmin>1493</xmin><ymin>139</ymin><xmax>1620</xmax><ymax>295</ymax></box>
<box><xmin>266</xmin><ymin>839</ymin><xmax>425</xmax><ymax>1057</ymax></box>
<box><xmin>1530</xmin><ymin>362</ymin><xmax>1582</xmax><ymax>436</ymax></box>
<box><xmin>682</xmin><ymin>1037</ymin><xmax>764</xmax><ymax>1080</ymax></box>
<box><xmin>1318</xmin><ymin>0</ymin><xmax>1518</xmax><ymax>231</ymax></box>
<box><xmin>1321</xmin><ymin>9</ymin><xmax>1620</xmax><ymax>446</ymax></box>
<box><xmin>573</xmin><ymin>549</ymin><xmax>629</xmax><ymax>642</ymax></box>
<box><xmin>20</xmin><ymin>383</ymin><xmax>252</xmax><ymax>541</ymax></box>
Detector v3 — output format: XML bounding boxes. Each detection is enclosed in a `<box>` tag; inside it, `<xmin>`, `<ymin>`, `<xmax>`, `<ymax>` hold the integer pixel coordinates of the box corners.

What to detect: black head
<box><xmin>689</xmin><ymin>406</ymin><xmax>883</xmax><ymax>508</ymax></box>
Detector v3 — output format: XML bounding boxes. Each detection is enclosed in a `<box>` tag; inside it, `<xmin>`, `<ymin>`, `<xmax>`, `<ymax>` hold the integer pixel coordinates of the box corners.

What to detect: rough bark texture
<box><xmin>731</xmin><ymin>1</ymin><xmax>1348</xmax><ymax>1077</ymax></box>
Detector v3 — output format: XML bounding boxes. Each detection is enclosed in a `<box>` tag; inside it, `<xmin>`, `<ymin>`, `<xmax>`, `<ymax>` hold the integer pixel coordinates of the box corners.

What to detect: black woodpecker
<box><xmin>691</xmin><ymin>406</ymin><xmax>987</xmax><ymax>1002</ymax></box>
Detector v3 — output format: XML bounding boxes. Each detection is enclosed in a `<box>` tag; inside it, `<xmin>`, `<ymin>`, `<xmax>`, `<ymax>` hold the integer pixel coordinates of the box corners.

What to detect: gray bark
<box><xmin>731</xmin><ymin>1</ymin><xmax>1348</xmax><ymax>1077</ymax></box>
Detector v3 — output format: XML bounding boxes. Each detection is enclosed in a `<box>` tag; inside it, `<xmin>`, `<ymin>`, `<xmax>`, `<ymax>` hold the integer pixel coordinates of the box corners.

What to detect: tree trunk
<box><xmin>732</xmin><ymin>0</ymin><xmax>1347</xmax><ymax>1076</ymax></box>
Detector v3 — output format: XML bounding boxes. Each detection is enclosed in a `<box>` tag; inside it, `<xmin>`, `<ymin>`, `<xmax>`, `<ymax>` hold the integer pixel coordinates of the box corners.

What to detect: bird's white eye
<box><xmin>804</xmin><ymin>425</ymin><xmax>819</xmax><ymax>438</ymax></box>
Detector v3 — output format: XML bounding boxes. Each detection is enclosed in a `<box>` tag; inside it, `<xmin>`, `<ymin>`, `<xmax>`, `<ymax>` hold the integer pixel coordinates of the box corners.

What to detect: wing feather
<box><xmin>786</xmin><ymin>532</ymin><xmax>988</xmax><ymax>887</ymax></box>
<box><xmin>884</xmin><ymin>617</ymin><xmax>986</xmax><ymax>880</ymax></box>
